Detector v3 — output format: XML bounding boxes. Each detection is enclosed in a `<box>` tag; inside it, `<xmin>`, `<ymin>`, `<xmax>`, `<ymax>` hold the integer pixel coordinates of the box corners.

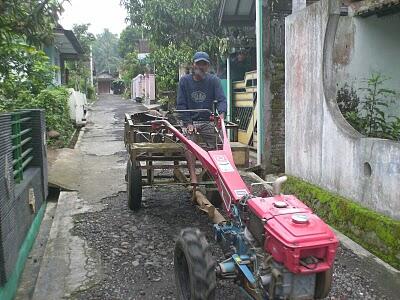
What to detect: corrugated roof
<box><xmin>54</xmin><ymin>25</ymin><xmax>84</xmax><ymax>58</ymax></box>
<box><xmin>350</xmin><ymin>0</ymin><xmax>400</xmax><ymax>17</ymax></box>
<box><xmin>219</xmin><ymin>0</ymin><xmax>256</xmax><ymax>26</ymax></box>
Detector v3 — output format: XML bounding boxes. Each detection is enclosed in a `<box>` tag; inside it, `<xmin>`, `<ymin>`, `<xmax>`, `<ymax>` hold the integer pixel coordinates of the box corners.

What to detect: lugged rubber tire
<box><xmin>127</xmin><ymin>159</ymin><xmax>142</xmax><ymax>211</ymax></box>
<box><xmin>174</xmin><ymin>228</ymin><xmax>216</xmax><ymax>300</ymax></box>
<box><xmin>314</xmin><ymin>267</ymin><xmax>333</xmax><ymax>299</ymax></box>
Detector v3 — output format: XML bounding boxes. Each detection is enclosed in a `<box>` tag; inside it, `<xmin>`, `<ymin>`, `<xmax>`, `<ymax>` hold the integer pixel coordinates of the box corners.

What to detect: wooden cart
<box><xmin>124</xmin><ymin>111</ymin><xmax>249</xmax><ymax>211</ymax></box>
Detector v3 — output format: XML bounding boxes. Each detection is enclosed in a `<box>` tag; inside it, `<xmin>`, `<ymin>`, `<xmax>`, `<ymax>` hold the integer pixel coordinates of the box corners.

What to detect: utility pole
<box><xmin>90</xmin><ymin>45</ymin><xmax>94</xmax><ymax>86</ymax></box>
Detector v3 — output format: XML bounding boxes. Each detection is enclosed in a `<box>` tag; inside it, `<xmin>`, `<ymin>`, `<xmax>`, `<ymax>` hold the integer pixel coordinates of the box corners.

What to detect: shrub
<box><xmin>31</xmin><ymin>87</ymin><xmax>74</xmax><ymax>146</ymax></box>
<box><xmin>86</xmin><ymin>85</ymin><xmax>96</xmax><ymax>100</ymax></box>
<box><xmin>337</xmin><ymin>73</ymin><xmax>399</xmax><ymax>141</ymax></box>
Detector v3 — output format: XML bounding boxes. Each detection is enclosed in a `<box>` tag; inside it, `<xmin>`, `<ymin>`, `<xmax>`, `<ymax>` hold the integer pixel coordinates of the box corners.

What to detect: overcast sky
<box><xmin>59</xmin><ymin>0</ymin><xmax>128</xmax><ymax>35</ymax></box>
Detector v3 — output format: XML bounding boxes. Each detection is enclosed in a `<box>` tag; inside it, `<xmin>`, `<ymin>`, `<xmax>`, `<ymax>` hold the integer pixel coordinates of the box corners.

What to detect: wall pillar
<box><xmin>292</xmin><ymin>0</ymin><xmax>306</xmax><ymax>13</ymax></box>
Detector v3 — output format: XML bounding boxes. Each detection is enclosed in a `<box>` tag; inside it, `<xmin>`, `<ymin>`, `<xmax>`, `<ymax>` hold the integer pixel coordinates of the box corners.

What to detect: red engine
<box><xmin>247</xmin><ymin>195</ymin><xmax>338</xmax><ymax>274</ymax></box>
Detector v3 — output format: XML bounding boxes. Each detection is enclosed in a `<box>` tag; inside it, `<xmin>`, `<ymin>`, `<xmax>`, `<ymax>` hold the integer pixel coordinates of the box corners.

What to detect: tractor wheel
<box><xmin>174</xmin><ymin>228</ymin><xmax>216</xmax><ymax>300</ymax></box>
<box><xmin>314</xmin><ymin>267</ymin><xmax>333</xmax><ymax>299</ymax></box>
<box><xmin>127</xmin><ymin>159</ymin><xmax>142</xmax><ymax>211</ymax></box>
<box><xmin>205</xmin><ymin>190</ymin><xmax>222</xmax><ymax>208</ymax></box>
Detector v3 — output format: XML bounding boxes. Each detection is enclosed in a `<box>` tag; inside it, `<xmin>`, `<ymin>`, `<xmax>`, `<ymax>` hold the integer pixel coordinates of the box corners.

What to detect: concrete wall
<box><xmin>285</xmin><ymin>0</ymin><xmax>400</xmax><ymax>219</ymax></box>
<box><xmin>333</xmin><ymin>12</ymin><xmax>400</xmax><ymax>116</ymax></box>
<box><xmin>68</xmin><ymin>89</ymin><xmax>87</xmax><ymax>126</ymax></box>
<box><xmin>262</xmin><ymin>1</ymin><xmax>291</xmax><ymax>174</ymax></box>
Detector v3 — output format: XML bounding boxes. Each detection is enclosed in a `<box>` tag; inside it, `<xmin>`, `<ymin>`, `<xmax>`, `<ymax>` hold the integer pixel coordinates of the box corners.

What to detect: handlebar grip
<box><xmin>212</xmin><ymin>100</ymin><xmax>218</xmax><ymax>115</ymax></box>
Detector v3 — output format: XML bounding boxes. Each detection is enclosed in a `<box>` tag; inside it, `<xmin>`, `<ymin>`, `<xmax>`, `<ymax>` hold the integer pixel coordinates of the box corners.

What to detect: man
<box><xmin>231</xmin><ymin>49</ymin><xmax>252</xmax><ymax>81</ymax></box>
<box><xmin>177</xmin><ymin>51</ymin><xmax>227</xmax><ymax>185</ymax></box>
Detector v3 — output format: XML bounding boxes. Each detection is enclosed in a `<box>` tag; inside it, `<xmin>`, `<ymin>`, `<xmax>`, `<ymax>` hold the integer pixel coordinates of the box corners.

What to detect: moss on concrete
<box><xmin>282</xmin><ymin>176</ymin><xmax>400</xmax><ymax>270</ymax></box>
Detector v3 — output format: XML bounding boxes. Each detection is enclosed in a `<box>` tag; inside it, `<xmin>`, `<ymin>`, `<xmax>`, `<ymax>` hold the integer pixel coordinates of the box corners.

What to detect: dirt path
<box><xmin>72</xmin><ymin>187</ymin><xmax>393</xmax><ymax>300</ymax></box>
<box><xmin>30</xmin><ymin>94</ymin><xmax>396</xmax><ymax>300</ymax></box>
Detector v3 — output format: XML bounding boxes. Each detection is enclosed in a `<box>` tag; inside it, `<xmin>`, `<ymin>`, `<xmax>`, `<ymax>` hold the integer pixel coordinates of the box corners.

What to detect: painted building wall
<box><xmin>44</xmin><ymin>46</ymin><xmax>62</xmax><ymax>86</ymax></box>
<box><xmin>285</xmin><ymin>0</ymin><xmax>400</xmax><ymax>219</ymax></box>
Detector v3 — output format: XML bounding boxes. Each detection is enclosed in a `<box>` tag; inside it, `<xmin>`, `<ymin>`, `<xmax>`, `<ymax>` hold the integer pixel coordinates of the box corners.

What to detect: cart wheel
<box><xmin>205</xmin><ymin>190</ymin><xmax>222</xmax><ymax>208</ymax></box>
<box><xmin>314</xmin><ymin>267</ymin><xmax>333</xmax><ymax>299</ymax></box>
<box><xmin>127</xmin><ymin>159</ymin><xmax>142</xmax><ymax>211</ymax></box>
<box><xmin>174</xmin><ymin>228</ymin><xmax>216</xmax><ymax>300</ymax></box>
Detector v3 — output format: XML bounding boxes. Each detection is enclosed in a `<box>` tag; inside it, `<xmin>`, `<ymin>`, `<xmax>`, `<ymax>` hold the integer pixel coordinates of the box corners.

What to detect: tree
<box><xmin>118</xmin><ymin>26</ymin><xmax>147</xmax><ymax>59</ymax></box>
<box><xmin>66</xmin><ymin>24</ymin><xmax>95</xmax><ymax>93</ymax></box>
<box><xmin>72</xmin><ymin>23</ymin><xmax>96</xmax><ymax>56</ymax></box>
<box><xmin>92</xmin><ymin>29</ymin><xmax>120</xmax><ymax>74</ymax></box>
<box><xmin>149</xmin><ymin>44</ymin><xmax>193</xmax><ymax>92</ymax></box>
<box><xmin>0</xmin><ymin>0</ymin><xmax>62</xmax><ymax>108</ymax></box>
<box><xmin>121</xmin><ymin>0</ymin><xmax>222</xmax><ymax>51</ymax></box>
<box><xmin>0</xmin><ymin>0</ymin><xmax>63</xmax><ymax>47</ymax></box>
<box><xmin>120</xmin><ymin>0</ymin><xmax>225</xmax><ymax>93</ymax></box>
<box><xmin>0</xmin><ymin>1</ymin><xmax>74</xmax><ymax>145</ymax></box>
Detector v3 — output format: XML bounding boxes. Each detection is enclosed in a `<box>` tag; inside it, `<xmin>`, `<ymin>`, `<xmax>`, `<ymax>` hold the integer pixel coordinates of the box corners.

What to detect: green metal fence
<box><xmin>11</xmin><ymin>111</ymin><xmax>33</xmax><ymax>184</ymax></box>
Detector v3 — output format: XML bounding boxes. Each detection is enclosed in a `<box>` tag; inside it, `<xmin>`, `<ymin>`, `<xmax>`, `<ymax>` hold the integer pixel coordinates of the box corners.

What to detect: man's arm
<box><xmin>214</xmin><ymin>77</ymin><xmax>227</xmax><ymax>118</ymax></box>
<box><xmin>176</xmin><ymin>78</ymin><xmax>192</xmax><ymax>126</ymax></box>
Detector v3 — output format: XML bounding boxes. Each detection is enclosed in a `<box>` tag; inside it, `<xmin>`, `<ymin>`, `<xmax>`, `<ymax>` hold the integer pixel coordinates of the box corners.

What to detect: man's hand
<box><xmin>183</xmin><ymin>124</ymin><xmax>196</xmax><ymax>135</ymax></box>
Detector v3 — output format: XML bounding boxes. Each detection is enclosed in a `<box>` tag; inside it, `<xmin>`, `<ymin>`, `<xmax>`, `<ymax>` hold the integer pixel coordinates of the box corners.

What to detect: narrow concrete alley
<box><xmin>17</xmin><ymin>95</ymin><xmax>399</xmax><ymax>300</ymax></box>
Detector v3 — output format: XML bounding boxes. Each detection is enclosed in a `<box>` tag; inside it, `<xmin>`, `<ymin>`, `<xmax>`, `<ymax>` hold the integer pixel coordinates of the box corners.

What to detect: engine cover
<box><xmin>247</xmin><ymin>195</ymin><xmax>338</xmax><ymax>274</ymax></box>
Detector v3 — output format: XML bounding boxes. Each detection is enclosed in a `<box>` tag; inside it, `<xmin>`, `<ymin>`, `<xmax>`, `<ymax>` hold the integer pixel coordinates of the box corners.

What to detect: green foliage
<box><xmin>66</xmin><ymin>24</ymin><xmax>95</xmax><ymax>94</ymax></box>
<box><xmin>0</xmin><ymin>0</ymin><xmax>62</xmax><ymax>47</ymax></box>
<box><xmin>337</xmin><ymin>73</ymin><xmax>399</xmax><ymax>141</ymax></box>
<box><xmin>337</xmin><ymin>83</ymin><xmax>360</xmax><ymax>115</ymax></box>
<box><xmin>0</xmin><ymin>0</ymin><xmax>60</xmax><ymax>106</ymax></box>
<box><xmin>358</xmin><ymin>73</ymin><xmax>397</xmax><ymax>138</ymax></box>
<box><xmin>119</xmin><ymin>50</ymin><xmax>147</xmax><ymax>98</ymax></box>
<box><xmin>121</xmin><ymin>0</ymin><xmax>228</xmax><ymax>96</ymax></box>
<box><xmin>389</xmin><ymin>117</ymin><xmax>400</xmax><ymax>142</ymax></box>
<box><xmin>0</xmin><ymin>43</ymin><xmax>56</xmax><ymax>111</ymax></box>
<box><xmin>92</xmin><ymin>29</ymin><xmax>120</xmax><ymax>74</ymax></box>
<box><xmin>118</xmin><ymin>26</ymin><xmax>147</xmax><ymax>59</ymax></box>
<box><xmin>72</xmin><ymin>24</ymin><xmax>95</xmax><ymax>56</ymax></box>
<box><xmin>111</xmin><ymin>79</ymin><xmax>125</xmax><ymax>95</ymax></box>
<box><xmin>0</xmin><ymin>1</ymin><xmax>74</xmax><ymax>147</ymax></box>
<box><xmin>282</xmin><ymin>176</ymin><xmax>400</xmax><ymax>269</ymax></box>
<box><xmin>122</xmin><ymin>0</ymin><xmax>222</xmax><ymax>48</ymax></box>
<box><xmin>86</xmin><ymin>85</ymin><xmax>96</xmax><ymax>100</ymax></box>
<box><xmin>149</xmin><ymin>44</ymin><xmax>193</xmax><ymax>92</ymax></box>
<box><xmin>31</xmin><ymin>87</ymin><xmax>74</xmax><ymax>144</ymax></box>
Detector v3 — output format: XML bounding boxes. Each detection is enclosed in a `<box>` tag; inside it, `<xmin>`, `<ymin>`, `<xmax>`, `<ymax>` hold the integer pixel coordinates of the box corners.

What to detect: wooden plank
<box><xmin>231</xmin><ymin>142</ymin><xmax>250</xmax><ymax>168</ymax></box>
<box><xmin>233</xmin><ymin>101</ymin><xmax>254</xmax><ymax>107</ymax></box>
<box><xmin>135</xmin><ymin>156</ymin><xmax>186</xmax><ymax>161</ymax></box>
<box><xmin>131</xmin><ymin>142</ymin><xmax>185</xmax><ymax>152</ymax></box>
<box><xmin>233</xmin><ymin>91</ymin><xmax>255</xmax><ymax>101</ymax></box>
<box><xmin>173</xmin><ymin>169</ymin><xmax>189</xmax><ymax>183</ymax></box>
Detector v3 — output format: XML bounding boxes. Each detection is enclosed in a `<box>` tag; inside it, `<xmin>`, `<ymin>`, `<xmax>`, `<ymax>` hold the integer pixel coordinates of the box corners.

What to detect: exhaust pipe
<box><xmin>273</xmin><ymin>176</ymin><xmax>287</xmax><ymax>195</ymax></box>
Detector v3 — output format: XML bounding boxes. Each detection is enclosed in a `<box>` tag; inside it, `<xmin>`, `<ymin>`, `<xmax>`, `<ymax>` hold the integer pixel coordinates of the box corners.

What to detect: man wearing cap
<box><xmin>177</xmin><ymin>51</ymin><xmax>227</xmax><ymax>185</ymax></box>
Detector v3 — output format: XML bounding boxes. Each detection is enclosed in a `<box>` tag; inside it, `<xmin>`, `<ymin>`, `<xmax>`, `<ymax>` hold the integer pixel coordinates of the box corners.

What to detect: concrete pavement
<box><xmin>31</xmin><ymin>95</ymin><xmax>146</xmax><ymax>299</ymax></box>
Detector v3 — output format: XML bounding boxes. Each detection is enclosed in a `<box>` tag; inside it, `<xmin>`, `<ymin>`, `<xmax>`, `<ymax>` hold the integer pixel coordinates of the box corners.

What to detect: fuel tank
<box><xmin>247</xmin><ymin>195</ymin><xmax>338</xmax><ymax>274</ymax></box>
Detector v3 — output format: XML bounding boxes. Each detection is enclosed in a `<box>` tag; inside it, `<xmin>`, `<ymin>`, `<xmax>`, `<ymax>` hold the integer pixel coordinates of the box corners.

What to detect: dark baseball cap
<box><xmin>193</xmin><ymin>51</ymin><xmax>210</xmax><ymax>64</ymax></box>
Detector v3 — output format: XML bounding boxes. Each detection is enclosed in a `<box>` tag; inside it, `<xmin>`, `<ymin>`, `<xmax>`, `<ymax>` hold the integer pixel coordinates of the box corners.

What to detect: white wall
<box><xmin>334</xmin><ymin>13</ymin><xmax>400</xmax><ymax>116</ymax></box>
<box><xmin>68</xmin><ymin>88</ymin><xmax>87</xmax><ymax>125</ymax></box>
<box><xmin>285</xmin><ymin>0</ymin><xmax>400</xmax><ymax>219</ymax></box>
